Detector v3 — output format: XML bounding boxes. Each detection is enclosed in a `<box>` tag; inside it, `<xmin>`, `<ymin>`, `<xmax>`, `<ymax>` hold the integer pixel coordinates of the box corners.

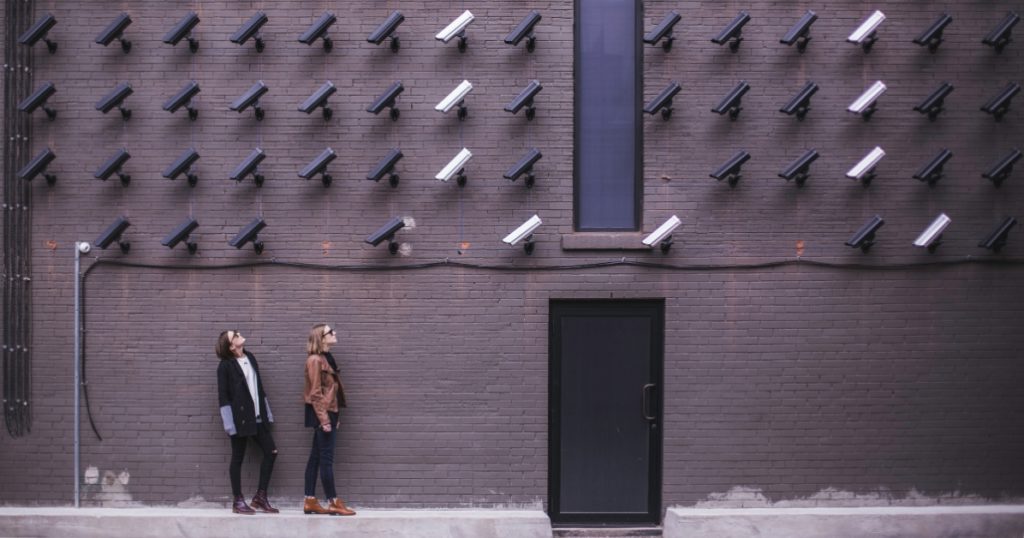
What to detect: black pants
<box><xmin>304</xmin><ymin>426</ymin><xmax>337</xmax><ymax>499</ymax></box>
<box><xmin>229</xmin><ymin>421</ymin><xmax>277</xmax><ymax>497</ymax></box>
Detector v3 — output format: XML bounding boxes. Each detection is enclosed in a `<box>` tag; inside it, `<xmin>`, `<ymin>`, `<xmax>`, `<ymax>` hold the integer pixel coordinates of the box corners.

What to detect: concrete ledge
<box><xmin>665</xmin><ymin>505</ymin><xmax>1024</xmax><ymax>538</ymax></box>
<box><xmin>0</xmin><ymin>507</ymin><xmax>552</xmax><ymax>538</ymax></box>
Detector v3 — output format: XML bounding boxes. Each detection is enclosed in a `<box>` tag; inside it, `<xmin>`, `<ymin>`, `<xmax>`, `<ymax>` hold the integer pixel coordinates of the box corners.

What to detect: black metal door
<box><xmin>549</xmin><ymin>300</ymin><xmax>663</xmax><ymax>525</ymax></box>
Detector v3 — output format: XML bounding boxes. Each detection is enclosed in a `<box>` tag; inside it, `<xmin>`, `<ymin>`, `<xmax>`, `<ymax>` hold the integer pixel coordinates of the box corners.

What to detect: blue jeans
<box><xmin>303</xmin><ymin>426</ymin><xmax>337</xmax><ymax>499</ymax></box>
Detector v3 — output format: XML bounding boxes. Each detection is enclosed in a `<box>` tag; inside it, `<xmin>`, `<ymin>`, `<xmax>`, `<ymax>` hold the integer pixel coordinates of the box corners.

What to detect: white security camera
<box><xmin>848</xmin><ymin>10</ymin><xmax>885</xmax><ymax>51</ymax></box>
<box><xmin>503</xmin><ymin>215</ymin><xmax>542</xmax><ymax>254</ymax></box>
<box><xmin>846</xmin><ymin>146</ymin><xmax>885</xmax><ymax>184</ymax></box>
<box><xmin>436</xmin><ymin>80</ymin><xmax>473</xmax><ymax>119</ymax></box>
<box><xmin>436</xmin><ymin>10</ymin><xmax>474</xmax><ymax>49</ymax></box>
<box><xmin>642</xmin><ymin>215</ymin><xmax>682</xmax><ymax>253</ymax></box>
<box><xmin>436</xmin><ymin>148</ymin><xmax>472</xmax><ymax>186</ymax></box>
<box><xmin>913</xmin><ymin>213</ymin><xmax>951</xmax><ymax>252</ymax></box>
<box><xmin>848</xmin><ymin>81</ymin><xmax>886</xmax><ymax>119</ymax></box>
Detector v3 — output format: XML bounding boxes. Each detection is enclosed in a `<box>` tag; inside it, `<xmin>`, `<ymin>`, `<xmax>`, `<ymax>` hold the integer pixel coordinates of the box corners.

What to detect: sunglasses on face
<box><xmin>323</xmin><ymin>328</ymin><xmax>336</xmax><ymax>337</ymax></box>
<box><xmin>230</xmin><ymin>331</ymin><xmax>242</xmax><ymax>340</ymax></box>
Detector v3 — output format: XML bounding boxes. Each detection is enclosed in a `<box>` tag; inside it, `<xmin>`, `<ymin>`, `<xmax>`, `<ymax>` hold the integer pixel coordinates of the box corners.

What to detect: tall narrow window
<box><xmin>574</xmin><ymin>0</ymin><xmax>642</xmax><ymax>231</ymax></box>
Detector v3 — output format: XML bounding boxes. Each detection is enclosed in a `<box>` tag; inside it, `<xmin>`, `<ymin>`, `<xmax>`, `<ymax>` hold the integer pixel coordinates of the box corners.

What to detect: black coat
<box><xmin>217</xmin><ymin>350</ymin><xmax>273</xmax><ymax>437</ymax></box>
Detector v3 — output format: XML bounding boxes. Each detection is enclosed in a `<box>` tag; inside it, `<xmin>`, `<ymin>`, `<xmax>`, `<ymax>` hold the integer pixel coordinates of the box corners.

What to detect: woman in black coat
<box><xmin>216</xmin><ymin>330</ymin><xmax>278</xmax><ymax>514</ymax></box>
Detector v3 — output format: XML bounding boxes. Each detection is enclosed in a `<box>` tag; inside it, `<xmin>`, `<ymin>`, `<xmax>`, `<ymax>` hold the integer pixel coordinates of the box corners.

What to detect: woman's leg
<box><xmin>318</xmin><ymin>428</ymin><xmax>337</xmax><ymax>500</ymax></box>
<box><xmin>254</xmin><ymin>422</ymin><xmax>277</xmax><ymax>492</ymax></box>
<box><xmin>303</xmin><ymin>428</ymin><xmax>321</xmax><ymax>497</ymax></box>
<box><xmin>229</xmin><ymin>435</ymin><xmax>247</xmax><ymax>497</ymax></box>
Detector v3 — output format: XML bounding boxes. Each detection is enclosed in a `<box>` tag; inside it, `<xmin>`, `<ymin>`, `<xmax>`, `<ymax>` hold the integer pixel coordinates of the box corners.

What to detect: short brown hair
<box><xmin>307</xmin><ymin>323</ymin><xmax>330</xmax><ymax>356</ymax></box>
<box><xmin>215</xmin><ymin>331</ymin><xmax>234</xmax><ymax>360</ymax></box>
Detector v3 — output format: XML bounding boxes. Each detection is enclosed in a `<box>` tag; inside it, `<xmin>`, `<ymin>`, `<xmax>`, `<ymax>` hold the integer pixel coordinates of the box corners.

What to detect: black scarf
<box><xmin>323</xmin><ymin>351</ymin><xmax>339</xmax><ymax>372</ymax></box>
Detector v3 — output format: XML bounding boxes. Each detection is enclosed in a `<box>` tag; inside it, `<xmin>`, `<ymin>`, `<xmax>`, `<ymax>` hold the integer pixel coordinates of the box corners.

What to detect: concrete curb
<box><xmin>0</xmin><ymin>508</ymin><xmax>552</xmax><ymax>538</ymax></box>
<box><xmin>665</xmin><ymin>505</ymin><xmax>1024</xmax><ymax>538</ymax></box>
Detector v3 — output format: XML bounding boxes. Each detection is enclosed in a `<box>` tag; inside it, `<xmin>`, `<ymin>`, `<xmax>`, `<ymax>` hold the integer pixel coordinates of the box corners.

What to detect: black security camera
<box><xmin>982</xmin><ymin>148</ymin><xmax>1021</xmax><ymax>187</ymax></box>
<box><xmin>19</xmin><ymin>13</ymin><xmax>57</xmax><ymax>53</ymax></box>
<box><xmin>231</xmin><ymin>12</ymin><xmax>268</xmax><ymax>52</ymax></box>
<box><xmin>978</xmin><ymin>217</ymin><xmax>1017</xmax><ymax>252</ymax></box>
<box><xmin>96</xmin><ymin>12</ymin><xmax>133</xmax><ymax>53</ymax></box>
<box><xmin>913</xmin><ymin>149</ymin><xmax>953</xmax><ymax>187</ymax></box>
<box><xmin>164</xmin><ymin>80</ymin><xmax>201</xmax><ymax>120</ymax></box>
<box><xmin>299</xmin><ymin>12</ymin><xmax>336</xmax><ymax>51</ymax></box>
<box><xmin>95</xmin><ymin>216</ymin><xmax>131</xmax><ymax>253</ymax></box>
<box><xmin>913</xmin><ymin>13</ymin><xmax>953</xmax><ymax>52</ymax></box>
<box><xmin>163</xmin><ymin>148</ymin><xmax>200</xmax><ymax>187</ymax></box>
<box><xmin>365</xmin><ymin>217</ymin><xmax>405</xmax><ymax>254</ymax></box>
<box><xmin>711</xmin><ymin>12</ymin><xmax>750</xmax><ymax>52</ymax></box>
<box><xmin>644</xmin><ymin>81</ymin><xmax>681</xmax><ymax>120</ymax></box>
<box><xmin>913</xmin><ymin>82</ymin><xmax>954</xmax><ymax>120</ymax></box>
<box><xmin>503</xmin><ymin>148</ymin><xmax>542</xmax><ymax>188</ymax></box>
<box><xmin>163</xmin><ymin>12</ymin><xmax>200</xmax><ymax>52</ymax></box>
<box><xmin>367</xmin><ymin>148</ymin><xmax>403</xmax><ymax>188</ymax></box>
<box><xmin>230</xmin><ymin>81</ymin><xmax>268</xmax><ymax>121</ymax></box>
<box><xmin>505</xmin><ymin>80</ymin><xmax>543</xmax><ymax>120</ymax></box>
<box><xmin>299</xmin><ymin>81</ymin><xmax>337</xmax><ymax>121</ymax></box>
<box><xmin>367</xmin><ymin>81</ymin><xmax>404</xmax><ymax>121</ymax></box>
<box><xmin>17</xmin><ymin>147</ymin><xmax>57</xmax><ymax>185</ymax></box>
<box><xmin>980</xmin><ymin>82</ymin><xmax>1020</xmax><ymax>120</ymax></box>
<box><xmin>644</xmin><ymin>11</ymin><xmax>680</xmax><ymax>52</ymax></box>
<box><xmin>231</xmin><ymin>149</ymin><xmax>266</xmax><ymax>187</ymax></box>
<box><xmin>96</xmin><ymin>82</ymin><xmax>133</xmax><ymax>120</ymax></box>
<box><xmin>778</xmin><ymin>149</ymin><xmax>819</xmax><ymax>187</ymax></box>
<box><xmin>18</xmin><ymin>82</ymin><xmax>57</xmax><ymax>120</ymax></box>
<box><xmin>298</xmin><ymin>148</ymin><xmax>336</xmax><ymax>187</ymax></box>
<box><xmin>162</xmin><ymin>217</ymin><xmax>199</xmax><ymax>254</ymax></box>
<box><xmin>846</xmin><ymin>215</ymin><xmax>884</xmax><ymax>252</ymax></box>
<box><xmin>368</xmin><ymin>11</ymin><xmax>404</xmax><ymax>52</ymax></box>
<box><xmin>229</xmin><ymin>217</ymin><xmax>266</xmax><ymax>254</ymax></box>
<box><xmin>94</xmin><ymin>148</ymin><xmax>132</xmax><ymax>186</ymax></box>
<box><xmin>781</xmin><ymin>11</ymin><xmax>817</xmax><ymax>52</ymax></box>
<box><xmin>710</xmin><ymin>151</ymin><xmax>750</xmax><ymax>188</ymax></box>
<box><xmin>780</xmin><ymin>81</ymin><xmax>819</xmax><ymax>120</ymax></box>
<box><xmin>982</xmin><ymin>12</ymin><xmax>1020</xmax><ymax>53</ymax></box>
<box><xmin>712</xmin><ymin>81</ymin><xmax>750</xmax><ymax>120</ymax></box>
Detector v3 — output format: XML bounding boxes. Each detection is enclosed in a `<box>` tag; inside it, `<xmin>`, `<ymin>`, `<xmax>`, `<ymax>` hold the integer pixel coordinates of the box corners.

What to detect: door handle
<box><xmin>641</xmin><ymin>383</ymin><xmax>656</xmax><ymax>422</ymax></box>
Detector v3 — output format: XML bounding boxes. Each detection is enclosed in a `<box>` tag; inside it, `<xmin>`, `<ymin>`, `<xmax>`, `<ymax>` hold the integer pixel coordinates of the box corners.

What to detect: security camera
<box><xmin>96</xmin><ymin>82</ymin><xmax>133</xmax><ymax>120</ymax></box>
<box><xmin>914</xmin><ymin>13</ymin><xmax>953</xmax><ymax>52</ymax></box>
<box><xmin>367</xmin><ymin>81</ymin><xmax>403</xmax><ymax>121</ymax></box>
<box><xmin>848</xmin><ymin>10</ymin><xmax>886</xmax><ymax>52</ymax></box>
<box><xmin>780</xmin><ymin>81</ymin><xmax>819</xmax><ymax>120</ymax></box>
<box><xmin>18</xmin><ymin>13</ymin><xmax>57</xmax><ymax>53</ymax></box>
<box><xmin>644</xmin><ymin>81</ymin><xmax>682</xmax><ymax>120</ymax></box>
<box><xmin>983</xmin><ymin>148</ymin><xmax>1021</xmax><ymax>187</ymax></box>
<box><xmin>95</xmin><ymin>216</ymin><xmax>131</xmax><ymax>253</ymax></box>
<box><xmin>367</xmin><ymin>148</ymin><xmax>403</xmax><ymax>187</ymax></box>
<box><xmin>778</xmin><ymin>148</ymin><xmax>819</xmax><ymax>187</ymax></box>
<box><xmin>368</xmin><ymin>11</ymin><xmax>404</xmax><ymax>52</ymax></box>
<box><xmin>980</xmin><ymin>82</ymin><xmax>1020</xmax><ymax>121</ymax></box>
<box><xmin>163</xmin><ymin>80</ymin><xmax>201</xmax><ymax>121</ymax></box>
<box><xmin>230</xmin><ymin>81</ymin><xmax>268</xmax><ymax>121</ymax></box>
<box><xmin>848</xmin><ymin>81</ymin><xmax>887</xmax><ymax>120</ymax></box>
<box><xmin>913</xmin><ymin>82</ymin><xmax>953</xmax><ymax>121</ymax></box>
<box><xmin>781</xmin><ymin>11</ymin><xmax>817</xmax><ymax>52</ymax></box>
<box><xmin>644</xmin><ymin>11</ymin><xmax>681</xmax><ymax>52</ymax></box>
<box><xmin>505</xmin><ymin>80</ymin><xmax>543</xmax><ymax>120</ymax></box>
<box><xmin>503</xmin><ymin>215</ymin><xmax>542</xmax><ymax>254</ymax></box>
<box><xmin>710</xmin><ymin>151</ymin><xmax>750</xmax><ymax>188</ymax></box>
<box><xmin>712</xmin><ymin>81</ymin><xmax>750</xmax><ymax>120</ymax></box>
<box><xmin>983</xmin><ymin>12</ymin><xmax>1020</xmax><ymax>53</ymax></box>
<box><xmin>365</xmin><ymin>216</ymin><xmax>406</xmax><ymax>254</ymax></box>
<box><xmin>506</xmin><ymin>10</ymin><xmax>542</xmax><ymax>52</ymax></box>
<box><xmin>163</xmin><ymin>148</ymin><xmax>200</xmax><ymax>187</ymax></box>
<box><xmin>96</xmin><ymin>12</ymin><xmax>132</xmax><ymax>53</ymax></box>
<box><xmin>845</xmin><ymin>215</ymin><xmax>884</xmax><ymax>252</ymax></box>
<box><xmin>231</xmin><ymin>12</ymin><xmax>269</xmax><ymax>52</ymax></box>
<box><xmin>642</xmin><ymin>215</ymin><xmax>682</xmax><ymax>253</ymax></box>
<box><xmin>94</xmin><ymin>148</ymin><xmax>132</xmax><ymax>186</ymax></box>
<box><xmin>162</xmin><ymin>217</ymin><xmax>199</xmax><ymax>254</ymax></box>
<box><xmin>436</xmin><ymin>148</ymin><xmax>472</xmax><ymax>187</ymax></box>
<box><xmin>299</xmin><ymin>81</ymin><xmax>336</xmax><ymax>121</ymax></box>
<box><xmin>913</xmin><ymin>149</ymin><xmax>953</xmax><ymax>187</ymax></box>
<box><xmin>979</xmin><ymin>216</ymin><xmax>1018</xmax><ymax>252</ymax></box>
<box><xmin>17</xmin><ymin>147</ymin><xmax>57</xmax><ymax>185</ymax></box>
<box><xmin>231</xmin><ymin>148</ymin><xmax>266</xmax><ymax>187</ymax></box>
<box><xmin>846</xmin><ymin>146</ymin><xmax>885</xmax><ymax>185</ymax></box>
<box><xmin>436</xmin><ymin>80</ymin><xmax>473</xmax><ymax>120</ymax></box>
<box><xmin>77</xmin><ymin>242</ymin><xmax>92</xmax><ymax>254</ymax></box>
<box><xmin>298</xmin><ymin>147</ymin><xmax>336</xmax><ymax>187</ymax></box>
<box><xmin>163</xmin><ymin>11</ymin><xmax>200</xmax><ymax>52</ymax></box>
<box><xmin>17</xmin><ymin>82</ymin><xmax>57</xmax><ymax>120</ymax></box>
<box><xmin>913</xmin><ymin>213</ymin><xmax>951</xmax><ymax>252</ymax></box>
<box><xmin>711</xmin><ymin>11</ymin><xmax>750</xmax><ymax>52</ymax></box>
<box><xmin>229</xmin><ymin>217</ymin><xmax>266</xmax><ymax>254</ymax></box>
<box><xmin>504</xmin><ymin>148</ymin><xmax>542</xmax><ymax>188</ymax></box>
<box><xmin>436</xmin><ymin>10</ymin><xmax>474</xmax><ymax>52</ymax></box>
<box><xmin>299</xmin><ymin>12</ymin><xmax>336</xmax><ymax>51</ymax></box>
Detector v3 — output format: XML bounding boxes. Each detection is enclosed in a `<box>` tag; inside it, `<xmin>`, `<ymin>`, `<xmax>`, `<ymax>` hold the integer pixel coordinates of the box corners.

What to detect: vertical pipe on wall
<box><xmin>73</xmin><ymin>243</ymin><xmax>83</xmax><ymax>507</ymax></box>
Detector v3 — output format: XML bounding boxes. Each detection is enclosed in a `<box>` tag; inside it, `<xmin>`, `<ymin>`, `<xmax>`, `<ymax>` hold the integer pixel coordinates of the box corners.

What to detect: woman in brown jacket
<box><xmin>302</xmin><ymin>323</ymin><xmax>355</xmax><ymax>516</ymax></box>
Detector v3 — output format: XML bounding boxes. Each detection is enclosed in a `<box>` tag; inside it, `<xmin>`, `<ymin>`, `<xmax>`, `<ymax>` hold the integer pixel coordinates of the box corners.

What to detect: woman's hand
<box><xmin>321</xmin><ymin>423</ymin><xmax>332</xmax><ymax>433</ymax></box>
<box><xmin>336</xmin><ymin>419</ymin><xmax>341</xmax><ymax>429</ymax></box>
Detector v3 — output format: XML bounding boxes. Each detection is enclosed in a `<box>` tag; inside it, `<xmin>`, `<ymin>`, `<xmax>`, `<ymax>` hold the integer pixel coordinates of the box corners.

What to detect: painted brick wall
<box><xmin>1</xmin><ymin>0</ymin><xmax>1023</xmax><ymax>513</ymax></box>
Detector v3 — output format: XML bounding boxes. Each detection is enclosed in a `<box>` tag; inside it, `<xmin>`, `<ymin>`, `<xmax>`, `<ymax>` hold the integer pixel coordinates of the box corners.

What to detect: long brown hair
<box><xmin>307</xmin><ymin>323</ymin><xmax>330</xmax><ymax>356</ymax></box>
<box><xmin>215</xmin><ymin>331</ymin><xmax>235</xmax><ymax>360</ymax></box>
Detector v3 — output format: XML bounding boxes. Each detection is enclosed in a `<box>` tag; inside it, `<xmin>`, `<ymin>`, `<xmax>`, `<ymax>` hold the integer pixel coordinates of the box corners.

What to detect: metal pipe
<box><xmin>74</xmin><ymin>242</ymin><xmax>83</xmax><ymax>507</ymax></box>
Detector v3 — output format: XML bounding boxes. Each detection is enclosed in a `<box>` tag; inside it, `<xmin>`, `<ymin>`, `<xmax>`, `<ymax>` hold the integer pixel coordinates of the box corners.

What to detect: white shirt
<box><xmin>235</xmin><ymin>356</ymin><xmax>260</xmax><ymax>419</ymax></box>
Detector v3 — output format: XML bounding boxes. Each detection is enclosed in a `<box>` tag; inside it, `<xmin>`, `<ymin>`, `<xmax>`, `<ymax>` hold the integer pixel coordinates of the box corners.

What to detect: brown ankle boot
<box><xmin>232</xmin><ymin>495</ymin><xmax>256</xmax><ymax>515</ymax></box>
<box><xmin>303</xmin><ymin>496</ymin><xmax>329</xmax><ymax>515</ymax></box>
<box><xmin>327</xmin><ymin>498</ymin><xmax>356</xmax><ymax>516</ymax></box>
<box><xmin>250</xmin><ymin>489</ymin><xmax>279</xmax><ymax>513</ymax></box>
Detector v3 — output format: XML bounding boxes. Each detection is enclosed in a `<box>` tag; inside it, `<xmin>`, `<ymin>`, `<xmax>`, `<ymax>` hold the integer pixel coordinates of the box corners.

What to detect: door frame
<box><xmin>547</xmin><ymin>299</ymin><xmax>664</xmax><ymax>525</ymax></box>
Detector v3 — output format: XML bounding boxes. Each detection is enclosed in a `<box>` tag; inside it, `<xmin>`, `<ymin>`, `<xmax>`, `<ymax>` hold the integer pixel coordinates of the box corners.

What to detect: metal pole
<box><xmin>73</xmin><ymin>242</ymin><xmax>83</xmax><ymax>507</ymax></box>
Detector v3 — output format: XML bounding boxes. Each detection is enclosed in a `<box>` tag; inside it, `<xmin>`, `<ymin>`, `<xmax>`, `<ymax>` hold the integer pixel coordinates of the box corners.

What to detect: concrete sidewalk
<box><xmin>0</xmin><ymin>507</ymin><xmax>552</xmax><ymax>538</ymax></box>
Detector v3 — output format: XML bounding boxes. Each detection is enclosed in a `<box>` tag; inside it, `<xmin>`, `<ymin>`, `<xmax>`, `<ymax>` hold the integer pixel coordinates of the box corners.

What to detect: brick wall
<box><xmin>1</xmin><ymin>0</ymin><xmax>1023</xmax><ymax>512</ymax></box>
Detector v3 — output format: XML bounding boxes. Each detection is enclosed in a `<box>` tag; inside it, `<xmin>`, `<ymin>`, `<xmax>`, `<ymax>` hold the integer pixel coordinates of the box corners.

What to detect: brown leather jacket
<box><xmin>304</xmin><ymin>354</ymin><xmax>347</xmax><ymax>427</ymax></box>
